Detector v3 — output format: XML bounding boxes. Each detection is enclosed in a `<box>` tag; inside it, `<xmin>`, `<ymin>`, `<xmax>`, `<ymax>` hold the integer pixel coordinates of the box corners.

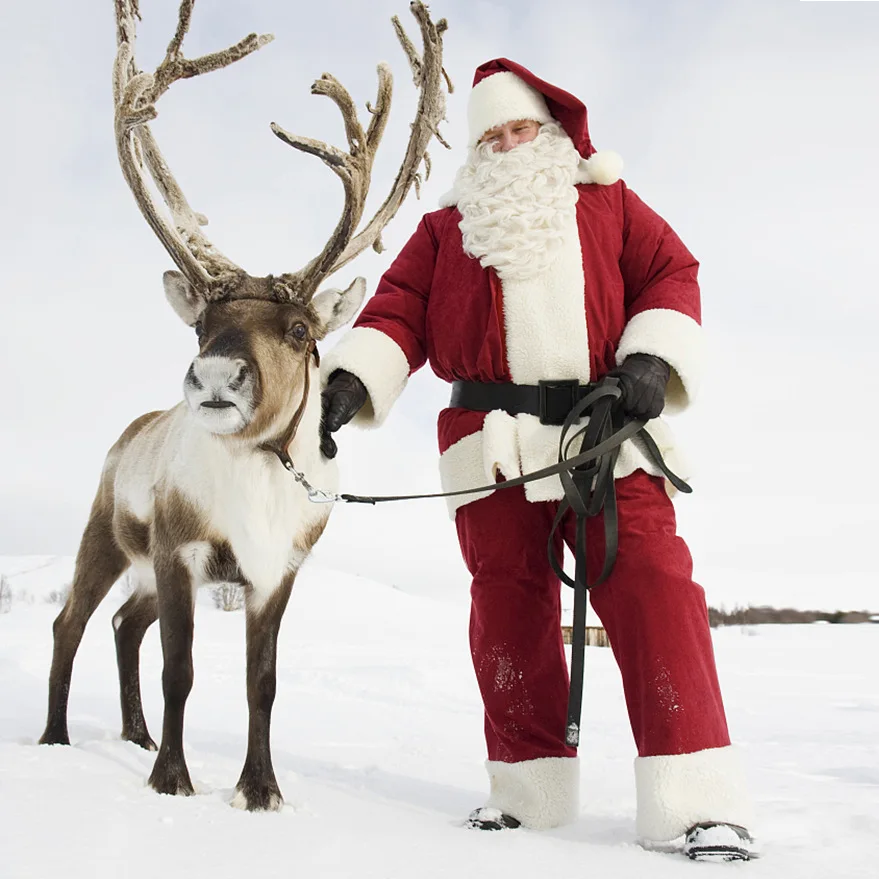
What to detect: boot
<box><xmin>683</xmin><ymin>822</ymin><xmax>753</xmax><ymax>861</ymax></box>
<box><xmin>466</xmin><ymin>807</ymin><xmax>521</xmax><ymax>831</ymax></box>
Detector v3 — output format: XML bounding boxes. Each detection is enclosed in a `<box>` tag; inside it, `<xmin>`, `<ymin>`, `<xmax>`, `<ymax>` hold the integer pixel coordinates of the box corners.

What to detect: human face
<box><xmin>478</xmin><ymin>119</ymin><xmax>541</xmax><ymax>153</ymax></box>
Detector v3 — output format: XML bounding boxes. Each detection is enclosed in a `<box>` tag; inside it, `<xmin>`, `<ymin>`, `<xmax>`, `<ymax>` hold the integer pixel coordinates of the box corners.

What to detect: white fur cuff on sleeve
<box><xmin>615</xmin><ymin>308</ymin><xmax>705</xmax><ymax>414</ymax></box>
<box><xmin>320</xmin><ymin>326</ymin><xmax>411</xmax><ymax>428</ymax></box>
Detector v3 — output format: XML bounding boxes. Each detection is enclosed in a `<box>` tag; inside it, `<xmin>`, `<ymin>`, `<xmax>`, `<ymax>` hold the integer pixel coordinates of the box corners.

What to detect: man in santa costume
<box><xmin>320</xmin><ymin>59</ymin><xmax>755</xmax><ymax>861</ymax></box>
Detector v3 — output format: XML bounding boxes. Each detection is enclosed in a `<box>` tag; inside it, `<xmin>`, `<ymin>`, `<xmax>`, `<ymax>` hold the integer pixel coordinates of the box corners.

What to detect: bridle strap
<box><xmin>546</xmin><ymin>381</ymin><xmax>625</xmax><ymax>746</ymax></box>
<box><xmin>259</xmin><ymin>339</ymin><xmax>318</xmax><ymax>466</ymax></box>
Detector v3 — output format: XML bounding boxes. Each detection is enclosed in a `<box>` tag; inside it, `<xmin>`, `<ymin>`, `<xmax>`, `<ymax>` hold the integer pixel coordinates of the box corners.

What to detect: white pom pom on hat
<box><xmin>576</xmin><ymin>150</ymin><xmax>624</xmax><ymax>185</ymax></box>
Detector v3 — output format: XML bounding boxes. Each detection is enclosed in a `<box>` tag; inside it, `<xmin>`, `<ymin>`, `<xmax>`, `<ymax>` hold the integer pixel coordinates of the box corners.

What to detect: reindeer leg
<box><xmin>148</xmin><ymin>559</ymin><xmax>196</xmax><ymax>797</ymax></box>
<box><xmin>40</xmin><ymin>507</ymin><xmax>128</xmax><ymax>746</ymax></box>
<box><xmin>113</xmin><ymin>590</ymin><xmax>159</xmax><ymax>751</ymax></box>
<box><xmin>232</xmin><ymin>574</ymin><xmax>295</xmax><ymax>811</ymax></box>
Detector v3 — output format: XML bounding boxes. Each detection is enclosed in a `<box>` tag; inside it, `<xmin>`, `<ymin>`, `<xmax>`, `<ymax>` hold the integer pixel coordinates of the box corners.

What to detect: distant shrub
<box><xmin>0</xmin><ymin>575</ymin><xmax>11</xmax><ymax>614</ymax></box>
<box><xmin>708</xmin><ymin>604</ymin><xmax>873</xmax><ymax>628</ymax></box>
<box><xmin>211</xmin><ymin>583</ymin><xmax>245</xmax><ymax>612</ymax></box>
<box><xmin>45</xmin><ymin>584</ymin><xmax>72</xmax><ymax>606</ymax></box>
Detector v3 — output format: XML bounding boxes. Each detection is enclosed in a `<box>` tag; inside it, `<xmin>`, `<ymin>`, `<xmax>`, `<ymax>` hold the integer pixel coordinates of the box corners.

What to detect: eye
<box><xmin>194</xmin><ymin>320</ymin><xmax>205</xmax><ymax>341</ymax></box>
<box><xmin>288</xmin><ymin>322</ymin><xmax>308</xmax><ymax>342</ymax></box>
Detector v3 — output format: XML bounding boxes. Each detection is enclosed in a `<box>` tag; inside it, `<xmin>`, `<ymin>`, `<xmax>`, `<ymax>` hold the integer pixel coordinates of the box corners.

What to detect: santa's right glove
<box><xmin>607</xmin><ymin>353</ymin><xmax>670</xmax><ymax>421</ymax></box>
<box><xmin>320</xmin><ymin>369</ymin><xmax>368</xmax><ymax>459</ymax></box>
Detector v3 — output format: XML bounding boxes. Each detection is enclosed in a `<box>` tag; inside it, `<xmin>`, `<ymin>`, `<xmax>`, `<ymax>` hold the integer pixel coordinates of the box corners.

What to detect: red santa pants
<box><xmin>455</xmin><ymin>471</ymin><xmax>731</xmax><ymax>763</ymax></box>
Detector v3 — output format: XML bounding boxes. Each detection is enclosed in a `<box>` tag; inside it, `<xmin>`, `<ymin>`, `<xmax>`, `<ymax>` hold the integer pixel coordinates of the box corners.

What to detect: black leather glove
<box><xmin>320</xmin><ymin>369</ymin><xmax>368</xmax><ymax>459</ymax></box>
<box><xmin>608</xmin><ymin>353</ymin><xmax>670</xmax><ymax>420</ymax></box>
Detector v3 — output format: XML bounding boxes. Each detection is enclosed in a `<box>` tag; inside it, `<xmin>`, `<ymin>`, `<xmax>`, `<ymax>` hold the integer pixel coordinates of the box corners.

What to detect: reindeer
<box><xmin>39</xmin><ymin>0</ymin><xmax>450</xmax><ymax>812</ymax></box>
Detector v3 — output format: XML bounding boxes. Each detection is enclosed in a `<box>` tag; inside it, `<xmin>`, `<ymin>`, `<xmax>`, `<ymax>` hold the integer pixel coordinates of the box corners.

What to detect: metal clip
<box><xmin>280</xmin><ymin>458</ymin><xmax>340</xmax><ymax>504</ymax></box>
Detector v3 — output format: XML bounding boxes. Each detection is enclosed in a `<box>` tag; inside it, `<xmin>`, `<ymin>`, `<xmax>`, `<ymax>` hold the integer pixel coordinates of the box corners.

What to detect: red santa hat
<box><xmin>467</xmin><ymin>58</ymin><xmax>623</xmax><ymax>185</ymax></box>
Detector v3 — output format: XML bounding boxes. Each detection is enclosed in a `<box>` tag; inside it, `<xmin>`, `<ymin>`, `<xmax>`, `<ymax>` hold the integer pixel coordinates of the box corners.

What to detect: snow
<box><xmin>1</xmin><ymin>556</ymin><xmax>877</xmax><ymax>878</ymax></box>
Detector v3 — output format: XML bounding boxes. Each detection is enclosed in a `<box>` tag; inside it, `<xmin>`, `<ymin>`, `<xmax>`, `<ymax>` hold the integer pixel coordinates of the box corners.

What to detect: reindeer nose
<box><xmin>186</xmin><ymin>356</ymin><xmax>252</xmax><ymax>399</ymax></box>
<box><xmin>185</xmin><ymin>362</ymin><xmax>203</xmax><ymax>390</ymax></box>
<box><xmin>229</xmin><ymin>363</ymin><xmax>250</xmax><ymax>391</ymax></box>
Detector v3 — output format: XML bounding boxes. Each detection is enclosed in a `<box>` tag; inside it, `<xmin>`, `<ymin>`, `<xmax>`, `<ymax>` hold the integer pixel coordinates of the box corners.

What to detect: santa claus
<box><xmin>320</xmin><ymin>58</ymin><xmax>754</xmax><ymax>861</ymax></box>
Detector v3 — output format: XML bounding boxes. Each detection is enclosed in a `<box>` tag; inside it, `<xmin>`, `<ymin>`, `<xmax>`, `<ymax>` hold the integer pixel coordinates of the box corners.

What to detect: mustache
<box><xmin>459</xmin><ymin>126</ymin><xmax>580</xmax><ymax>196</ymax></box>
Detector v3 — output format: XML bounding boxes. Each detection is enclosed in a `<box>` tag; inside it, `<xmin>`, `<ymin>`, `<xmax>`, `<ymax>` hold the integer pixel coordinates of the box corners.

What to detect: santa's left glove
<box><xmin>608</xmin><ymin>353</ymin><xmax>671</xmax><ymax>420</ymax></box>
<box><xmin>320</xmin><ymin>369</ymin><xmax>369</xmax><ymax>459</ymax></box>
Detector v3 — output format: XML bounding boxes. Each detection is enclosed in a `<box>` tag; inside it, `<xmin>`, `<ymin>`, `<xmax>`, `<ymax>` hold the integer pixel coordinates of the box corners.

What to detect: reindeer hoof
<box><xmin>231</xmin><ymin>782</ymin><xmax>284</xmax><ymax>812</ymax></box>
<box><xmin>149</xmin><ymin>775</ymin><xmax>195</xmax><ymax>797</ymax></box>
<box><xmin>149</xmin><ymin>758</ymin><xmax>195</xmax><ymax>797</ymax></box>
<box><xmin>123</xmin><ymin>730</ymin><xmax>158</xmax><ymax>752</ymax></box>
<box><xmin>39</xmin><ymin>728</ymin><xmax>70</xmax><ymax>746</ymax></box>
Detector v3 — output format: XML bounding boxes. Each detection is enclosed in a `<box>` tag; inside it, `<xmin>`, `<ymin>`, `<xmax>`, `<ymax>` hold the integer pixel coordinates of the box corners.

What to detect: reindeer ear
<box><xmin>163</xmin><ymin>271</ymin><xmax>206</xmax><ymax>326</ymax></box>
<box><xmin>312</xmin><ymin>277</ymin><xmax>367</xmax><ymax>334</ymax></box>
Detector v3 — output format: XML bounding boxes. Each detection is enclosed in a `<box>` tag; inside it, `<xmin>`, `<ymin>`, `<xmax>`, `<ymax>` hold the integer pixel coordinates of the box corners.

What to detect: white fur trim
<box><xmin>485</xmin><ymin>757</ymin><xmax>580</xmax><ymax>830</ymax></box>
<box><xmin>440</xmin><ymin>415</ymin><xmax>690</xmax><ymax>518</ymax></box>
<box><xmin>481</xmin><ymin>409</ymin><xmax>521</xmax><ymax>482</ymax></box>
<box><xmin>438</xmin><ymin>187</ymin><xmax>457</xmax><ymax>209</ymax></box>
<box><xmin>516</xmin><ymin>414</ymin><xmax>690</xmax><ymax>502</ymax></box>
<box><xmin>515</xmin><ymin>415</ymin><xmax>569</xmax><ymax>502</ymax></box>
<box><xmin>468</xmin><ymin>72</ymin><xmax>553</xmax><ymax>146</ymax></box>
<box><xmin>320</xmin><ymin>327</ymin><xmax>410</xmax><ymax>428</ymax></box>
<box><xmin>574</xmin><ymin>150</ymin><xmax>624</xmax><ymax>186</ymax></box>
<box><xmin>616</xmin><ymin>308</ymin><xmax>705</xmax><ymax>414</ymax></box>
<box><xmin>635</xmin><ymin>746</ymin><xmax>754</xmax><ymax>843</ymax></box>
<box><xmin>501</xmin><ymin>210</ymin><xmax>590</xmax><ymax>385</ymax></box>
<box><xmin>438</xmin><ymin>431</ymin><xmax>495</xmax><ymax>516</ymax></box>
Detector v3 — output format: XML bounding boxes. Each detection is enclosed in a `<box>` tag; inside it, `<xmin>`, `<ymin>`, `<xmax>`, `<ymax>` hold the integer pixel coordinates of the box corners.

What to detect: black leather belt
<box><xmin>450</xmin><ymin>379</ymin><xmax>598</xmax><ymax>426</ymax></box>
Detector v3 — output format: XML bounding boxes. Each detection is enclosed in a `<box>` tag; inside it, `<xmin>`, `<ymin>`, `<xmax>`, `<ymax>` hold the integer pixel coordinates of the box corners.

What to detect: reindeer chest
<box><xmin>178</xmin><ymin>448</ymin><xmax>333</xmax><ymax>601</ymax></box>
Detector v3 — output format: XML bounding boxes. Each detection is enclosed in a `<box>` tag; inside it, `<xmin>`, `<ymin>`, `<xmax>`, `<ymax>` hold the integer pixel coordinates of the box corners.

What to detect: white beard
<box><xmin>452</xmin><ymin>123</ymin><xmax>581</xmax><ymax>281</ymax></box>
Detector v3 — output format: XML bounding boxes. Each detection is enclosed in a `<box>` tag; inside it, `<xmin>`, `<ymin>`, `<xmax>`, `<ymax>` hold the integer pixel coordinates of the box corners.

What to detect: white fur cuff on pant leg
<box><xmin>634</xmin><ymin>745</ymin><xmax>754</xmax><ymax>843</ymax></box>
<box><xmin>485</xmin><ymin>757</ymin><xmax>580</xmax><ymax>830</ymax></box>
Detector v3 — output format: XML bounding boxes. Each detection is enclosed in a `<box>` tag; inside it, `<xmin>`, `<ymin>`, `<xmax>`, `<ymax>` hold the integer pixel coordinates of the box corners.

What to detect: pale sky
<box><xmin>2</xmin><ymin>0</ymin><xmax>878</xmax><ymax>611</ymax></box>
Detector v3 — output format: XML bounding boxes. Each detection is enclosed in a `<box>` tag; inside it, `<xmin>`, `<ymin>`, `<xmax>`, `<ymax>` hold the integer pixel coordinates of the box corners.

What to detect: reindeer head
<box><xmin>113</xmin><ymin>0</ymin><xmax>450</xmax><ymax>444</ymax></box>
<box><xmin>164</xmin><ymin>272</ymin><xmax>365</xmax><ymax>437</ymax></box>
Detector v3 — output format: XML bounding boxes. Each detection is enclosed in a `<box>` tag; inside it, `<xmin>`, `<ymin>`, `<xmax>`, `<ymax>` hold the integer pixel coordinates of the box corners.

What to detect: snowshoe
<box><xmin>683</xmin><ymin>822</ymin><xmax>753</xmax><ymax>861</ymax></box>
<box><xmin>466</xmin><ymin>807</ymin><xmax>522</xmax><ymax>831</ymax></box>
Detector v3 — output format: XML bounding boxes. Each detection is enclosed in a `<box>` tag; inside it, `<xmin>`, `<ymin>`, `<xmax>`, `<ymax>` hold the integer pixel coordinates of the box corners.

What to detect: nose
<box><xmin>495</xmin><ymin>130</ymin><xmax>516</xmax><ymax>153</ymax></box>
<box><xmin>186</xmin><ymin>356</ymin><xmax>251</xmax><ymax>396</ymax></box>
<box><xmin>228</xmin><ymin>362</ymin><xmax>250</xmax><ymax>390</ymax></box>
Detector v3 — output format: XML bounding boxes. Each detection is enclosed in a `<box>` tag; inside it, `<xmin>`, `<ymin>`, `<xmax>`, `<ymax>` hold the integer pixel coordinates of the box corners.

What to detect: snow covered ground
<box><xmin>1</xmin><ymin>556</ymin><xmax>877</xmax><ymax>878</ymax></box>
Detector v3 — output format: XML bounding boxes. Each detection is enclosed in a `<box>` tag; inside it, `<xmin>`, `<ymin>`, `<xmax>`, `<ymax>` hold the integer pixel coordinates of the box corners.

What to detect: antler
<box><xmin>270</xmin><ymin>1</ymin><xmax>452</xmax><ymax>303</ymax></box>
<box><xmin>113</xmin><ymin>0</ymin><xmax>273</xmax><ymax>299</ymax></box>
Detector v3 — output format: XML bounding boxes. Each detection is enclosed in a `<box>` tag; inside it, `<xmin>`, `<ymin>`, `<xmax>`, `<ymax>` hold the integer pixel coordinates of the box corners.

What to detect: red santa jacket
<box><xmin>321</xmin><ymin>179</ymin><xmax>704</xmax><ymax>515</ymax></box>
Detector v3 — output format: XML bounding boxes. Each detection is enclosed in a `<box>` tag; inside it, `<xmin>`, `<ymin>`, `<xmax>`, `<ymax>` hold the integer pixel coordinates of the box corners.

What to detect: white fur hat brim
<box><xmin>468</xmin><ymin>71</ymin><xmax>553</xmax><ymax>146</ymax></box>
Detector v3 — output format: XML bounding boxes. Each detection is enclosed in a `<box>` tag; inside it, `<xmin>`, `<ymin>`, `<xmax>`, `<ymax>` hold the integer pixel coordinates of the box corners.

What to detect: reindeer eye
<box><xmin>194</xmin><ymin>321</ymin><xmax>205</xmax><ymax>340</ymax></box>
<box><xmin>289</xmin><ymin>323</ymin><xmax>308</xmax><ymax>341</ymax></box>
